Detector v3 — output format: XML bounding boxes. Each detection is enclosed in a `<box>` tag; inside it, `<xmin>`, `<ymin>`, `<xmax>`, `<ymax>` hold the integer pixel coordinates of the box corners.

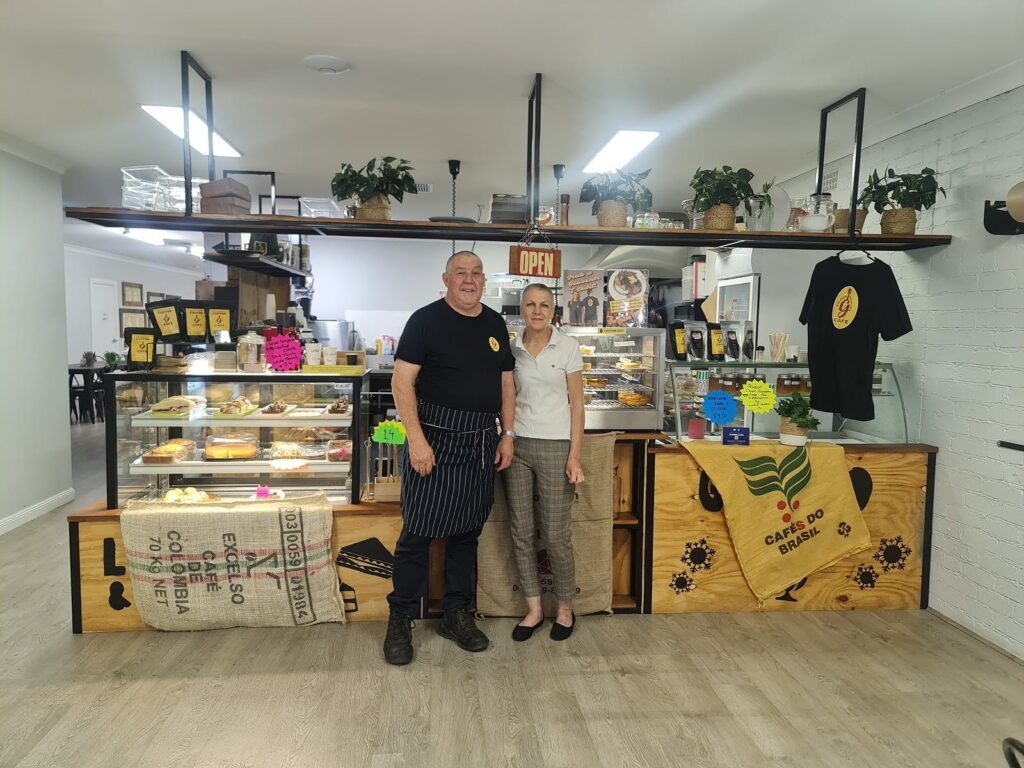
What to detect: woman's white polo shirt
<box><xmin>511</xmin><ymin>326</ymin><xmax>584</xmax><ymax>440</ymax></box>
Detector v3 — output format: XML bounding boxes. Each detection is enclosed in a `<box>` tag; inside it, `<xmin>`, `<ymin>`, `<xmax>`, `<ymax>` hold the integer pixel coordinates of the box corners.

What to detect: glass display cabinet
<box><xmin>561</xmin><ymin>327</ymin><xmax>666</xmax><ymax>431</ymax></box>
<box><xmin>103</xmin><ymin>372</ymin><xmax>365</xmax><ymax>508</ymax></box>
<box><xmin>664</xmin><ymin>360</ymin><xmax>908</xmax><ymax>443</ymax></box>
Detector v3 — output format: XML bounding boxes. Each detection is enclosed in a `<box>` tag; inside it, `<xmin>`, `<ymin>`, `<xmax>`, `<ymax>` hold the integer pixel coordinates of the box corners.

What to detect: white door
<box><xmin>90</xmin><ymin>278</ymin><xmax>120</xmax><ymax>353</ymax></box>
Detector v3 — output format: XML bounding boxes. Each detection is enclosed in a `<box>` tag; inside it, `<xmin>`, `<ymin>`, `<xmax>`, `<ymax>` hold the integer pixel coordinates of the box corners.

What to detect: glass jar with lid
<box><xmin>236</xmin><ymin>331</ymin><xmax>266</xmax><ymax>372</ymax></box>
<box><xmin>784</xmin><ymin>197</ymin><xmax>808</xmax><ymax>231</ymax></box>
<box><xmin>634</xmin><ymin>211</ymin><xmax>661</xmax><ymax>228</ymax></box>
<box><xmin>809</xmin><ymin>193</ymin><xmax>837</xmax><ymax>232</ymax></box>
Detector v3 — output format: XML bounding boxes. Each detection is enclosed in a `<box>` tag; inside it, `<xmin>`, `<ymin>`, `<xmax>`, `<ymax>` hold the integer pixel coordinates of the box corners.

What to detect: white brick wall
<box><xmin>774</xmin><ymin>86</ymin><xmax>1024</xmax><ymax>659</ymax></box>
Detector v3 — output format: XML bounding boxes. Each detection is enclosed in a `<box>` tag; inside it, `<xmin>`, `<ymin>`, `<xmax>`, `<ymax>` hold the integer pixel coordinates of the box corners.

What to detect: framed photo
<box><xmin>146</xmin><ymin>291</ymin><xmax>165</xmax><ymax>304</ymax></box>
<box><xmin>121</xmin><ymin>282</ymin><xmax>144</xmax><ymax>307</ymax></box>
<box><xmin>119</xmin><ymin>308</ymin><xmax>148</xmax><ymax>337</ymax></box>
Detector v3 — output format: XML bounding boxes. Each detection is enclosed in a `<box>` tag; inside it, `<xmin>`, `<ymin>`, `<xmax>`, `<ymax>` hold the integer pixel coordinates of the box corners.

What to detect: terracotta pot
<box><xmin>880</xmin><ymin>207</ymin><xmax>917</xmax><ymax>235</ymax></box>
<box><xmin>596</xmin><ymin>200</ymin><xmax>628</xmax><ymax>227</ymax></box>
<box><xmin>356</xmin><ymin>194</ymin><xmax>392</xmax><ymax>221</ymax></box>
<box><xmin>702</xmin><ymin>203</ymin><xmax>737</xmax><ymax>231</ymax></box>
<box><xmin>835</xmin><ymin>208</ymin><xmax>868</xmax><ymax>233</ymax></box>
<box><xmin>778</xmin><ymin>416</ymin><xmax>809</xmax><ymax>447</ymax></box>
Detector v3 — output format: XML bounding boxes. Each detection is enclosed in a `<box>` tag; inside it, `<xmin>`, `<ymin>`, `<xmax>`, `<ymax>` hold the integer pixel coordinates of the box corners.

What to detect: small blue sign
<box><xmin>722</xmin><ymin>427</ymin><xmax>751</xmax><ymax>446</ymax></box>
<box><xmin>703</xmin><ymin>389</ymin><xmax>738</xmax><ymax>426</ymax></box>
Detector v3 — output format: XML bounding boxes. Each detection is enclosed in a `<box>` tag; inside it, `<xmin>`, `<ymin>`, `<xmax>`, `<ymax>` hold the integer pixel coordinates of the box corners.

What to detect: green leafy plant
<box><xmin>747</xmin><ymin>178</ymin><xmax>776</xmax><ymax>215</ymax></box>
<box><xmin>579</xmin><ymin>169</ymin><xmax>653</xmax><ymax>215</ymax></box>
<box><xmin>774</xmin><ymin>392</ymin><xmax>820</xmax><ymax>431</ymax></box>
<box><xmin>103</xmin><ymin>351</ymin><xmax>122</xmax><ymax>367</ymax></box>
<box><xmin>331</xmin><ymin>157</ymin><xmax>418</xmax><ymax>205</ymax></box>
<box><xmin>858</xmin><ymin>167</ymin><xmax>946</xmax><ymax>213</ymax></box>
<box><xmin>689</xmin><ymin>166</ymin><xmax>755</xmax><ymax>212</ymax></box>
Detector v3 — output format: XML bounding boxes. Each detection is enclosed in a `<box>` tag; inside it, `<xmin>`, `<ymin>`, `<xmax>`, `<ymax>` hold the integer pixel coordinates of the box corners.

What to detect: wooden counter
<box><xmin>647</xmin><ymin>443</ymin><xmax>936</xmax><ymax>614</ymax></box>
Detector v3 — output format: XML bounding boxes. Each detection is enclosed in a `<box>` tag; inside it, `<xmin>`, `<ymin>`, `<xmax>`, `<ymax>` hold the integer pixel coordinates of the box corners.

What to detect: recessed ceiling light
<box><xmin>303</xmin><ymin>55</ymin><xmax>352</xmax><ymax>75</ymax></box>
<box><xmin>583</xmin><ymin>130</ymin><xmax>659</xmax><ymax>173</ymax></box>
<box><xmin>141</xmin><ymin>105</ymin><xmax>241</xmax><ymax>158</ymax></box>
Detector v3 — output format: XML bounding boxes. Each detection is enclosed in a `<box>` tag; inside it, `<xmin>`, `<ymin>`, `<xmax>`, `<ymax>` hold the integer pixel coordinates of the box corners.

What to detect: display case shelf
<box><xmin>64</xmin><ymin>207</ymin><xmax>952</xmax><ymax>251</ymax></box>
<box><xmin>131</xmin><ymin>410</ymin><xmax>353</xmax><ymax>428</ymax></box>
<box><xmin>128</xmin><ymin>457</ymin><xmax>350</xmax><ymax>475</ymax></box>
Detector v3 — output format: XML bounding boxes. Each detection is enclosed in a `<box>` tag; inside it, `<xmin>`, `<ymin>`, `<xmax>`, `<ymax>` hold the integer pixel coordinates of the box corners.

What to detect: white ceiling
<box><xmin>3</xmin><ymin>0</ymin><xmax>1023</xmax><ymax>257</ymax></box>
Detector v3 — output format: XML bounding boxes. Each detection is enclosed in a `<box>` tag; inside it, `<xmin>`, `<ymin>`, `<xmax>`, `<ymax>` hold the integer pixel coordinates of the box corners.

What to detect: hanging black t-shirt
<box><xmin>799</xmin><ymin>256</ymin><xmax>912</xmax><ymax>421</ymax></box>
<box><xmin>396</xmin><ymin>299</ymin><xmax>515</xmax><ymax>413</ymax></box>
<box><xmin>582</xmin><ymin>294</ymin><xmax>601</xmax><ymax>325</ymax></box>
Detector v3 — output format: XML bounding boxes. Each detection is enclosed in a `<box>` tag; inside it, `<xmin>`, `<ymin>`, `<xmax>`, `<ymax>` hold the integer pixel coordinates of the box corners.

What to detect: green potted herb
<box><xmin>858</xmin><ymin>167</ymin><xmax>946</xmax><ymax>235</ymax></box>
<box><xmin>331</xmin><ymin>157</ymin><xmax>418</xmax><ymax>221</ymax></box>
<box><xmin>689</xmin><ymin>166</ymin><xmax>756</xmax><ymax>230</ymax></box>
<box><xmin>579</xmin><ymin>169</ymin><xmax>653</xmax><ymax>227</ymax></box>
<box><xmin>103</xmin><ymin>351</ymin><xmax>122</xmax><ymax>368</ymax></box>
<box><xmin>775</xmin><ymin>392</ymin><xmax>820</xmax><ymax>447</ymax></box>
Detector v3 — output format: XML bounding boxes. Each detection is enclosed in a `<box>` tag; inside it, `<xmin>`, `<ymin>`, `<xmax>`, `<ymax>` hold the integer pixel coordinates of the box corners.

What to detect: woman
<box><xmin>506</xmin><ymin>283</ymin><xmax>585</xmax><ymax>641</ymax></box>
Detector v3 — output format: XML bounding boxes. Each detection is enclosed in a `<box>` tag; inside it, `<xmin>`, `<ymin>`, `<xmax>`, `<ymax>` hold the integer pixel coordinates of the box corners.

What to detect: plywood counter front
<box><xmin>647</xmin><ymin>443</ymin><xmax>936</xmax><ymax>615</ymax></box>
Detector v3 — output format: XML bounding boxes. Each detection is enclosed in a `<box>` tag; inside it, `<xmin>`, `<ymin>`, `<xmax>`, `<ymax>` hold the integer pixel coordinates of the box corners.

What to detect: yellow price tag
<box><xmin>740</xmin><ymin>379</ymin><xmax>776</xmax><ymax>415</ymax></box>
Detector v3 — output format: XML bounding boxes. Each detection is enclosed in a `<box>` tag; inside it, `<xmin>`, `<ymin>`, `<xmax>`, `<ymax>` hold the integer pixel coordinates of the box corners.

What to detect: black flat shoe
<box><xmin>550</xmin><ymin>612</ymin><xmax>576</xmax><ymax>642</ymax></box>
<box><xmin>511</xmin><ymin>617</ymin><xmax>544</xmax><ymax>642</ymax></box>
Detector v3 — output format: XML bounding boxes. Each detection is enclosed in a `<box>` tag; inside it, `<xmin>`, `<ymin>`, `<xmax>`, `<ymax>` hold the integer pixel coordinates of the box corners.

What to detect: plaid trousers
<box><xmin>505</xmin><ymin>437</ymin><xmax>577</xmax><ymax>600</ymax></box>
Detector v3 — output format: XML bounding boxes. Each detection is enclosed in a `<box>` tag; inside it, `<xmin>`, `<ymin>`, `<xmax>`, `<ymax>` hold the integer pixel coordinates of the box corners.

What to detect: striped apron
<box><xmin>402</xmin><ymin>400</ymin><xmax>500</xmax><ymax>538</ymax></box>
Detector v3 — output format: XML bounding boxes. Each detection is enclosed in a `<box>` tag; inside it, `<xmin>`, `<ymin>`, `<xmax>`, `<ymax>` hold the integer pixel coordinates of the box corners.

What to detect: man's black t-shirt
<box><xmin>582</xmin><ymin>295</ymin><xmax>600</xmax><ymax>325</ymax></box>
<box><xmin>396</xmin><ymin>299</ymin><xmax>515</xmax><ymax>413</ymax></box>
<box><xmin>799</xmin><ymin>256</ymin><xmax>912</xmax><ymax>421</ymax></box>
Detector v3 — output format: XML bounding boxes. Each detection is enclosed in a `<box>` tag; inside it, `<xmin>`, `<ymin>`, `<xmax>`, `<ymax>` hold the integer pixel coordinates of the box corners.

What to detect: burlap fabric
<box><xmin>477</xmin><ymin>433</ymin><xmax>616</xmax><ymax>616</ymax></box>
<box><xmin>121</xmin><ymin>492</ymin><xmax>345</xmax><ymax>630</ymax></box>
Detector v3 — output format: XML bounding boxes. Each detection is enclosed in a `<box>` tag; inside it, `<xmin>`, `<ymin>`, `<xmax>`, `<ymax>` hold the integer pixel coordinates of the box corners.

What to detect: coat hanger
<box><xmin>836</xmin><ymin>233</ymin><xmax>876</xmax><ymax>262</ymax></box>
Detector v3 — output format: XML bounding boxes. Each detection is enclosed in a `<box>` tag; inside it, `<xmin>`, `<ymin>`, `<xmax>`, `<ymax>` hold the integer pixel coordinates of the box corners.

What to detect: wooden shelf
<box><xmin>612</xmin><ymin>594</ymin><xmax>638</xmax><ymax>610</ymax></box>
<box><xmin>65</xmin><ymin>207</ymin><xmax>952</xmax><ymax>252</ymax></box>
<box><xmin>613</xmin><ymin>514</ymin><xmax>639</xmax><ymax>527</ymax></box>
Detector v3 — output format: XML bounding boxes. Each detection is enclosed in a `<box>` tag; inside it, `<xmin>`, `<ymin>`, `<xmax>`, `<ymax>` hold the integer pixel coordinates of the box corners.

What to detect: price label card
<box><xmin>703</xmin><ymin>389</ymin><xmax>738</xmax><ymax>425</ymax></box>
<box><xmin>740</xmin><ymin>379</ymin><xmax>776</xmax><ymax>414</ymax></box>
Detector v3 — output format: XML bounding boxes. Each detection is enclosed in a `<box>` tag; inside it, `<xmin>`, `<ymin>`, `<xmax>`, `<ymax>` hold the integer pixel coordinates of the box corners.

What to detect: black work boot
<box><xmin>383</xmin><ymin>613</ymin><xmax>415</xmax><ymax>665</ymax></box>
<box><xmin>439</xmin><ymin>608</ymin><xmax>489</xmax><ymax>652</ymax></box>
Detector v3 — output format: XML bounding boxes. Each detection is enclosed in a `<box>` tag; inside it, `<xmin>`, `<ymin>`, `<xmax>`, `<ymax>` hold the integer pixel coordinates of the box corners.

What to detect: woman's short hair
<box><xmin>522</xmin><ymin>283</ymin><xmax>554</xmax><ymax>303</ymax></box>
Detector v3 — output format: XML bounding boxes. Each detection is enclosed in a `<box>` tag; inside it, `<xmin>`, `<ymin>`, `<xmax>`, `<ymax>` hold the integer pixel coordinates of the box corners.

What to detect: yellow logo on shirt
<box><xmin>831</xmin><ymin>286</ymin><xmax>859</xmax><ymax>329</ymax></box>
<box><xmin>488</xmin><ymin>336</ymin><xmax>500</xmax><ymax>352</ymax></box>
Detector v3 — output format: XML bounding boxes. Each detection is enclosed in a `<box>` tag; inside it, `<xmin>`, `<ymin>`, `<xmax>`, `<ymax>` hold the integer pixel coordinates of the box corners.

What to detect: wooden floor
<box><xmin>1</xmin><ymin>425</ymin><xmax>1022</xmax><ymax>768</ymax></box>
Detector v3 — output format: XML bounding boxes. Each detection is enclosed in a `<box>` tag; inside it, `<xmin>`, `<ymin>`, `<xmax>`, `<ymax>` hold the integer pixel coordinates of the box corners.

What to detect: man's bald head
<box><xmin>445</xmin><ymin>250</ymin><xmax>483</xmax><ymax>273</ymax></box>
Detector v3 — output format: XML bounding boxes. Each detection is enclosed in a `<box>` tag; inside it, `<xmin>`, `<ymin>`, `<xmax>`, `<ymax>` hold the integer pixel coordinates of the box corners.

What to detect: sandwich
<box><xmin>151</xmin><ymin>395</ymin><xmax>206</xmax><ymax>414</ymax></box>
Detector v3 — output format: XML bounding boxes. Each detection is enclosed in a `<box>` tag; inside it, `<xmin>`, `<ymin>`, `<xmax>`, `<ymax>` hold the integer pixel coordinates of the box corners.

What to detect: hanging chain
<box><xmin>555</xmin><ymin>178</ymin><xmax>561</xmax><ymax>225</ymax></box>
<box><xmin>451</xmin><ymin>175</ymin><xmax>457</xmax><ymax>255</ymax></box>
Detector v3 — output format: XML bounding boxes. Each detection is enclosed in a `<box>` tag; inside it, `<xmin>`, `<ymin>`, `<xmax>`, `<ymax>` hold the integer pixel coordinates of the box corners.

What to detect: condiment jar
<box><xmin>236</xmin><ymin>331</ymin><xmax>266</xmax><ymax>372</ymax></box>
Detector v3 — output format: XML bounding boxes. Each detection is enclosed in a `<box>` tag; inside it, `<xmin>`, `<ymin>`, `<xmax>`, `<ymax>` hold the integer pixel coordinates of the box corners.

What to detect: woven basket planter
<box><xmin>356</xmin><ymin>194</ymin><xmax>392</xmax><ymax>221</ymax></box>
<box><xmin>702</xmin><ymin>203</ymin><xmax>737</xmax><ymax>231</ymax></box>
<box><xmin>596</xmin><ymin>200</ymin><xmax>629</xmax><ymax>227</ymax></box>
<box><xmin>779</xmin><ymin>416</ymin><xmax>809</xmax><ymax>447</ymax></box>
<box><xmin>880</xmin><ymin>207</ymin><xmax>917</xmax><ymax>235</ymax></box>
<box><xmin>835</xmin><ymin>208</ymin><xmax>868</xmax><ymax>233</ymax></box>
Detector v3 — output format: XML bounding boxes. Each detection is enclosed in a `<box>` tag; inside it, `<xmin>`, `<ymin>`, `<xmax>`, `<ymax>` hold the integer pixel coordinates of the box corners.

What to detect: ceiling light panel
<box><xmin>141</xmin><ymin>105</ymin><xmax>241</xmax><ymax>157</ymax></box>
<box><xmin>583</xmin><ymin>130</ymin><xmax>659</xmax><ymax>173</ymax></box>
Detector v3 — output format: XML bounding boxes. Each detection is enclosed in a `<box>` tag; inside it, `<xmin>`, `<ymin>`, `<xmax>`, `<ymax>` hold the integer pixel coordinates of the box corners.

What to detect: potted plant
<box><xmin>858</xmin><ymin>167</ymin><xmax>946</xmax><ymax>235</ymax></box>
<box><xmin>579</xmin><ymin>169</ymin><xmax>653</xmax><ymax>227</ymax></box>
<box><xmin>745</xmin><ymin>179</ymin><xmax>775</xmax><ymax>231</ymax></box>
<box><xmin>689</xmin><ymin>166</ymin><xmax>756</xmax><ymax>231</ymax></box>
<box><xmin>775</xmin><ymin>392</ymin><xmax>820</xmax><ymax>447</ymax></box>
<box><xmin>102</xmin><ymin>351</ymin><xmax>122</xmax><ymax>368</ymax></box>
<box><xmin>330</xmin><ymin>157</ymin><xmax>418</xmax><ymax>221</ymax></box>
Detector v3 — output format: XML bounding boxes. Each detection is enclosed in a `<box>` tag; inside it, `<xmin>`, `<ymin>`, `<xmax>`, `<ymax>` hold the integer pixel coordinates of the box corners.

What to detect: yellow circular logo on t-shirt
<box><xmin>831</xmin><ymin>286</ymin><xmax>859</xmax><ymax>329</ymax></box>
<box><xmin>488</xmin><ymin>336</ymin><xmax>500</xmax><ymax>352</ymax></box>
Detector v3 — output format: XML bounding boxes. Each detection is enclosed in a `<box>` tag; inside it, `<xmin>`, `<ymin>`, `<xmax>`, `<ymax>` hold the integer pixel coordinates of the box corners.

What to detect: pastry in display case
<box><xmin>561</xmin><ymin>327</ymin><xmax>665</xmax><ymax>431</ymax></box>
<box><xmin>103</xmin><ymin>371</ymin><xmax>365</xmax><ymax>508</ymax></box>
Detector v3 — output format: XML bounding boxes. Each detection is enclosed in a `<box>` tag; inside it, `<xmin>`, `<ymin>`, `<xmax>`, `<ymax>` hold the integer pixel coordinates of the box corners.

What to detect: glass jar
<box><xmin>799</xmin><ymin>374</ymin><xmax>813</xmax><ymax>396</ymax></box>
<box><xmin>809</xmin><ymin>193</ymin><xmax>836</xmax><ymax>232</ymax></box>
<box><xmin>784</xmin><ymin>197</ymin><xmax>808</xmax><ymax>231</ymax></box>
<box><xmin>236</xmin><ymin>331</ymin><xmax>266</xmax><ymax>372</ymax></box>
<box><xmin>635</xmin><ymin>211</ymin><xmax>661</xmax><ymax>228</ymax></box>
<box><xmin>746</xmin><ymin>195</ymin><xmax>773</xmax><ymax>231</ymax></box>
<box><xmin>776</xmin><ymin>373</ymin><xmax>801</xmax><ymax>396</ymax></box>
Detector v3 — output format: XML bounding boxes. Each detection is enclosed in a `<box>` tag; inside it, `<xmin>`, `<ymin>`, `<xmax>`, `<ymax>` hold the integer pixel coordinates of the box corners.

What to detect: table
<box><xmin>68</xmin><ymin>363</ymin><xmax>109</xmax><ymax>424</ymax></box>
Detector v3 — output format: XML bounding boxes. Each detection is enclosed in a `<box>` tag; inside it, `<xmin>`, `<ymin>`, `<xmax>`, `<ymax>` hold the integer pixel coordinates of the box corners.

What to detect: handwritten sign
<box><xmin>740</xmin><ymin>379</ymin><xmax>777</xmax><ymax>415</ymax></box>
<box><xmin>372</xmin><ymin>419</ymin><xmax>407</xmax><ymax>445</ymax></box>
<box><xmin>508</xmin><ymin>245</ymin><xmax>562</xmax><ymax>278</ymax></box>
<box><xmin>703</xmin><ymin>390</ymin><xmax>738</xmax><ymax>425</ymax></box>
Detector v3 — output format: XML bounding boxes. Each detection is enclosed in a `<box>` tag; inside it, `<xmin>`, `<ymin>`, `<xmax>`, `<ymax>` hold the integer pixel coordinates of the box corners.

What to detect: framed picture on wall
<box><xmin>146</xmin><ymin>291</ymin><xmax>165</xmax><ymax>304</ymax></box>
<box><xmin>121</xmin><ymin>282</ymin><xmax>144</xmax><ymax>307</ymax></box>
<box><xmin>119</xmin><ymin>308</ymin><xmax>148</xmax><ymax>337</ymax></box>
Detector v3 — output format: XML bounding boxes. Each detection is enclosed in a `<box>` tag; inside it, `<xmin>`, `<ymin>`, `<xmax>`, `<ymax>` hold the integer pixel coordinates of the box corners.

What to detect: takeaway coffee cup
<box><xmin>322</xmin><ymin>346</ymin><xmax>338</xmax><ymax>365</ymax></box>
<box><xmin>304</xmin><ymin>343</ymin><xmax>322</xmax><ymax>366</ymax></box>
<box><xmin>798</xmin><ymin>212</ymin><xmax>835</xmax><ymax>232</ymax></box>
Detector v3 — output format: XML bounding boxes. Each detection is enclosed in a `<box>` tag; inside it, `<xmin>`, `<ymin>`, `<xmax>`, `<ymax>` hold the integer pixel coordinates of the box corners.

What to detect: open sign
<box><xmin>508</xmin><ymin>245</ymin><xmax>562</xmax><ymax>278</ymax></box>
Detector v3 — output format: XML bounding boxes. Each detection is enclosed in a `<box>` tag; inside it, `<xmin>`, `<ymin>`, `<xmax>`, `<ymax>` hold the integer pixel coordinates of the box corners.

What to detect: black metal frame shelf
<box><xmin>202</xmin><ymin>248</ymin><xmax>311</xmax><ymax>279</ymax></box>
<box><xmin>64</xmin><ymin>207</ymin><xmax>951</xmax><ymax>251</ymax></box>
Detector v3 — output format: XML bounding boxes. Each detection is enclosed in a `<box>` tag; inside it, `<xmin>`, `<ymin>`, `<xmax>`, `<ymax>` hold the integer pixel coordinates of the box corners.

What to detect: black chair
<box><xmin>92</xmin><ymin>369</ymin><xmax>106</xmax><ymax>422</ymax></box>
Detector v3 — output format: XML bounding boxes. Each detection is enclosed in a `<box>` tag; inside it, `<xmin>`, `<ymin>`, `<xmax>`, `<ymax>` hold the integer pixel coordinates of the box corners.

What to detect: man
<box><xmin>582</xmin><ymin>288</ymin><xmax>601</xmax><ymax>325</ymax></box>
<box><xmin>383</xmin><ymin>250</ymin><xmax>516</xmax><ymax>665</ymax></box>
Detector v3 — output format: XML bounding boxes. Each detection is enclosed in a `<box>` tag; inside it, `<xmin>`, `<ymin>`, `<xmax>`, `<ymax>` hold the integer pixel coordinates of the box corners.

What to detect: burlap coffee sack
<box><xmin>121</xmin><ymin>492</ymin><xmax>345</xmax><ymax>630</ymax></box>
<box><xmin>477</xmin><ymin>433</ymin><xmax>616</xmax><ymax>616</ymax></box>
